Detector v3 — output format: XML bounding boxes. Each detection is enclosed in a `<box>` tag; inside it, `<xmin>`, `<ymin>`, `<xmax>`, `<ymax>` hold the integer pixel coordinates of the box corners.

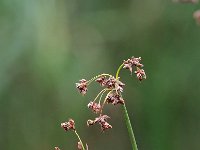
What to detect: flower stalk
<box><xmin>115</xmin><ymin>64</ymin><xmax>138</xmax><ymax>150</ymax></box>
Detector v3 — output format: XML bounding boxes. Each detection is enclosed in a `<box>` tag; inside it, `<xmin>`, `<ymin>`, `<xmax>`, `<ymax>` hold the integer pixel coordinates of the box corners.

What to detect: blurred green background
<box><xmin>0</xmin><ymin>0</ymin><xmax>200</xmax><ymax>150</ymax></box>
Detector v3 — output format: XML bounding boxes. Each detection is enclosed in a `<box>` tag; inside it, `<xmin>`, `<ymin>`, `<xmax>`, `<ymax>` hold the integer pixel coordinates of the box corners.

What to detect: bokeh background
<box><xmin>0</xmin><ymin>0</ymin><xmax>200</xmax><ymax>150</ymax></box>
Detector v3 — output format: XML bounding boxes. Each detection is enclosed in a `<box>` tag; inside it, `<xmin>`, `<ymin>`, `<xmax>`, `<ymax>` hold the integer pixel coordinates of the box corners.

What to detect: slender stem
<box><xmin>115</xmin><ymin>63</ymin><xmax>138</xmax><ymax>150</ymax></box>
<box><xmin>116</xmin><ymin>64</ymin><xmax>124</xmax><ymax>79</ymax></box>
<box><xmin>98</xmin><ymin>89</ymin><xmax>108</xmax><ymax>104</ymax></box>
<box><xmin>74</xmin><ymin>130</ymin><xmax>85</xmax><ymax>150</ymax></box>
<box><xmin>87</xmin><ymin>73</ymin><xmax>112</xmax><ymax>85</ymax></box>
<box><xmin>93</xmin><ymin>89</ymin><xmax>108</xmax><ymax>102</ymax></box>
<box><xmin>100</xmin><ymin>90</ymin><xmax>112</xmax><ymax>114</ymax></box>
<box><xmin>122</xmin><ymin>104</ymin><xmax>138</xmax><ymax>150</ymax></box>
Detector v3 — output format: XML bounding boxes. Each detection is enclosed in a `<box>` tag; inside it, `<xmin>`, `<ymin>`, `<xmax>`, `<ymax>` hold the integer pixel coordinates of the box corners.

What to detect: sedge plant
<box><xmin>56</xmin><ymin>56</ymin><xmax>146</xmax><ymax>150</ymax></box>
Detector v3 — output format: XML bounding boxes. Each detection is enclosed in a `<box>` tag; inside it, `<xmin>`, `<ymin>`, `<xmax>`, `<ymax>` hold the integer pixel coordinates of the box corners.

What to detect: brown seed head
<box><xmin>101</xmin><ymin>121</ymin><xmax>112</xmax><ymax>131</ymax></box>
<box><xmin>115</xmin><ymin>79</ymin><xmax>125</xmax><ymax>92</ymax></box>
<box><xmin>123</xmin><ymin>56</ymin><xmax>144</xmax><ymax>74</ymax></box>
<box><xmin>123</xmin><ymin>59</ymin><xmax>133</xmax><ymax>73</ymax></box>
<box><xmin>106</xmin><ymin>92</ymin><xmax>125</xmax><ymax>105</ymax></box>
<box><xmin>87</xmin><ymin>101</ymin><xmax>101</xmax><ymax>113</ymax></box>
<box><xmin>76</xmin><ymin>79</ymin><xmax>88</xmax><ymax>95</ymax></box>
<box><xmin>95</xmin><ymin>75</ymin><xmax>107</xmax><ymax>86</ymax></box>
<box><xmin>135</xmin><ymin>68</ymin><xmax>146</xmax><ymax>81</ymax></box>
<box><xmin>61</xmin><ymin>119</ymin><xmax>75</xmax><ymax>131</ymax></box>
<box><xmin>87</xmin><ymin>115</ymin><xmax>112</xmax><ymax>131</ymax></box>
<box><xmin>96</xmin><ymin>76</ymin><xmax>125</xmax><ymax>92</ymax></box>
<box><xmin>131</xmin><ymin>56</ymin><xmax>144</xmax><ymax>67</ymax></box>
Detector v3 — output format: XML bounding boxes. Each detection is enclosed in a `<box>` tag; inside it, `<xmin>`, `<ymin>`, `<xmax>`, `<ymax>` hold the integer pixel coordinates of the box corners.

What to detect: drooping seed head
<box><xmin>95</xmin><ymin>75</ymin><xmax>107</xmax><ymax>86</ymax></box>
<box><xmin>123</xmin><ymin>56</ymin><xmax>144</xmax><ymax>74</ymax></box>
<box><xmin>106</xmin><ymin>92</ymin><xmax>125</xmax><ymax>105</ymax></box>
<box><xmin>135</xmin><ymin>68</ymin><xmax>146</xmax><ymax>81</ymax></box>
<box><xmin>76</xmin><ymin>79</ymin><xmax>88</xmax><ymax>95</ymax></box>
<box><xmin>61</xmin><ymin>119</ymin><xmax>75</xmax><ymax>131</ymax></box>
<box><xmin>100</xmin><ymin>121</ymin><xmax>112</xmax><ymax>131</ymax></box>
<box><xmin>87</xmin><ymin>115</ymin><xmax>112</xmax><ymax>131</ymax></box>
<box><xmin>87</xmin><ymin>101</ymin><xmax>101</xmax><ymax>113</ymax></box>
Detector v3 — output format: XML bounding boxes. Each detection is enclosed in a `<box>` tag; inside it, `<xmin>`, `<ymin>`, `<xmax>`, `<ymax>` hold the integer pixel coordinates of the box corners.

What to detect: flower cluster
<box><xmin>123</xmin><ymin>56</ymin><xmax>146</xmax><ymax>81</ymax></box>
<box><xmin>76</xmin><ymin>79</ymin><xmax>88</xmax><ymax>95</ymax></box>
<box><xmin>87</xmin><ymin>115</ymin><xmax>112</xmax><ymax>131</ymax></box>
<box><xmin>123</xmin><ymin>56</ymin><xmax>143</xmax><ymax>73</ymax></box>
<box><xmin>61</xmin><ymin>119</ymin><xmax>75</xmax><ymax>131</ymax></box>
<box><xmin>75</xmin><ymin>56</ymin><xmax>146</xmax><ymax>132</ymax></box>
<box><xmin>106</xmin><ymin>92</ymin><xmax>125</xmax><ymax>105</ymax></box>
<box><xmin>87</xmin><ymin>101</ymin><xmax>101</xmax><ymax>113</ymax></box>
<box><xmin>96</xmin><ymin>76</ymin><xmax>125</xmax><ymax>92</ymax></box>
<box><xmin>135</xmin><ymin>68</ymin><xmax>146</xmax><ymax>81</ymax></box>
<box><xmin>54</xmin><ymin>147</ymin><xmax>60</xmax><ymax>150</ymax></box>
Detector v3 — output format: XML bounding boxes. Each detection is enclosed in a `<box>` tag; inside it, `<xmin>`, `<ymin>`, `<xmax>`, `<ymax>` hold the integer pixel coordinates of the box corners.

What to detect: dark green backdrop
<box><xmin>0</xmin><ymin>0</ymin><xmax>200</xmax><ymax>150</ymax></box>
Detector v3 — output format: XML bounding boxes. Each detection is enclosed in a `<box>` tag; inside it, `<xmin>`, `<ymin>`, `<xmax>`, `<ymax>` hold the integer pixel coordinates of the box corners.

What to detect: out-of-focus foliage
<box><xmin>0</xmin><ymin>0</ymin><xmax>200</xmax><ymax>150</ymax></box>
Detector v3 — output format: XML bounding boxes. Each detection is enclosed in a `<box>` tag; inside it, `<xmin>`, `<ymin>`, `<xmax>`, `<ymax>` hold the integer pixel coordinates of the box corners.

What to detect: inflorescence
<box><xmin>56</xmin><ymin>56</ymin><xmax>146</xmax><ymax>149</ymax></box>
<box><xmin>76</xmin><ymin>56</ymin><xmax>146</xmax><ymax>132</ymax></box>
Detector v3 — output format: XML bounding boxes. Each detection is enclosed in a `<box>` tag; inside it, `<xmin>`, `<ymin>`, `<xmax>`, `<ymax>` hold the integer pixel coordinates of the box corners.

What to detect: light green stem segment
<box><xmin>74</xmin><ymin>130</ymin><xmax>85</xmax><ymax>150</ymax></box>
<box><xmin>115</xmin><ymin>64</ymin><xmax>124</xmax><ymax>79</ymax></box>
<box><xmin>87</xmin><ymin>73</ymin><xmax>112</xmax><ymax>85</ymax></box>
<box><xmin>122</xmin><ymin>104</ymin><xmax>138</xmax><ymax>150</ymax></box>
<box><xmin>116</xmin><ymin>63</ymin><xmax>138</xmax><ymax>150</ymax></box>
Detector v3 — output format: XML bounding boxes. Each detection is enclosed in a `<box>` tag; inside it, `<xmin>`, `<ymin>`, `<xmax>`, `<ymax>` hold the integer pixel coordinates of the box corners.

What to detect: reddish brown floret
<box><xmin>115</xmin><ymin>79</ymin><xmax>125</xmax><ymax>92</ymax></box>
<box><xmin>55</xmin><ymin>147</ymin><xmax>60</xmax><ymax>150</ymax></box>
<box><xmin>96</xmin><ymin>76</ymin><xmax>125</xmax><ymax>92</ymax></box>
<box><xmin>135</xmin><ymin>68</ymin><xmax>146</xmax><ymax>81</ymax></box>
<box><xmin>95</xmin><ymin>75</ymin><xmax>107</xmax><ymax>86</ymax></box>
<box><xmin>76</xmin><ymin>79</ymin><xmax>88</xmax><ymax>95</ymax></box>
<box><xmin>100</xmin><ymin>121</ymin><xmax>112</xmax><ymax>131</ymax></box>
<box><xmin>61</xmin><ymin>119</ymin><xmax>75</xmax><ymax>131</ymax></box>
<box><xmin>87</xmin><ymin>115</ymin><xmax>112</xmax><ymax>131</ymax></box>
<box><xmin>87</xmin><ymin>101</ymin><xmax>101</xmax><ymax>113</ymax></box>
<box><xmin>106</xmin><ymin>92</ymin><xmax>125</xmax><ymax>105</ymax></box>
<box><xmin>123</xmin><ymin>58</ymin><xmax>133</xmax><ymax>73</ymax></box>
<box><xmin>131</xmin><ymin>57</ymin><xmax>144</xmax><ymax>67</ymax></box>
<box><xmin>123</xmin><ymin>56</ymin><xmax>144</xmax><ymax>74</ymax></box>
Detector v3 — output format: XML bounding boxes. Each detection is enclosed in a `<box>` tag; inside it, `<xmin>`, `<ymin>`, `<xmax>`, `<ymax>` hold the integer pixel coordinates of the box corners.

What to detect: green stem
<box><xmin>87</xmin><ymin>73</ymin><xmax>112</xmax><ymax>85</ymax></box>
<box><xmin>122</xmin><ymin>104</ymin><xmax>138</xmax><ymax>150</ymax></box>
<box><xmin>115</xmin><ymin>64</ymin><xmax>124</xmax><ymax>79</ymax></box>
<box><xmin>93</xmin><ymin>88</ymin><xmax>108</xmax><ymax>102</ymax></box>
<box><xmin>115</xmin><ymin>63</ymin><xmax>138</xmax><ymax>150</ymax></box>
<box><xmin>74</xmin><ymin>130</ymin><xmax>85</xmax><ymax>150</ymax></box>
<box><xmin>100</xmin><ymin>90</ymin><xmax>113</xmax><ymax>114</ymax></box>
